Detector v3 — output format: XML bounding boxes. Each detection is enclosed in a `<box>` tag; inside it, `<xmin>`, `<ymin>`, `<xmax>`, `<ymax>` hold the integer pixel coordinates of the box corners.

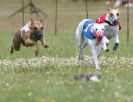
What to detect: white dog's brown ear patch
<box><xmin>117</xmin><ymin>8</ymin><xmax>120</xmax><ymax>12</ymax></box>
<box><xmin>30</xmin><ymin>18</ymin><xmax>34</xmax><ymax>25</ymax></box>
<box><xmin>40</xmin><ymin>19</ymin><xmax>43</xmax><ymax>23</ymax></box>
<box><xmin>108</xmin><ymin>7</ymin><xmax>112</xmax><ymax>12</ymax></box>
<box><xmin>30</xmin><ymin>18</ymin><xmax>33</xmax><ymax>22</ymax></box>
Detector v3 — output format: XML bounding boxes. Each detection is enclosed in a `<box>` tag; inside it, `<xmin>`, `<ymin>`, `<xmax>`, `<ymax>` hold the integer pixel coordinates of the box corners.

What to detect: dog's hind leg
<box><xmin>77</xmin><ymin>38</ymin><xmax>86</xmax><ymax>60</ymax></box>
<box><xmin>101</xmin><ymin>36</ymin><xmax>110</xmax><ymax>52</ymax></box>
<box><xmin>76</xmin><ymin>27</ymin><xmax>83</xmax><ymax>60</ymax></box>
<box><xmin>10</xmin><ymin>30</ymin><xmax>22</xmax><ymax>53</ymax></box>
<box><xmin>76</xmin><ymin>20</ymin><xmax>87</xmax><ymax>60</ymax></box>
<box><xmin>10</xmin><ymin>44</ymin><xmax>14</xmax><ymax>54</ymax></box>
<box><xmin>13</xmin><ymin>36</ymin><xmax>21</xmax><ymax>51</ymax></box>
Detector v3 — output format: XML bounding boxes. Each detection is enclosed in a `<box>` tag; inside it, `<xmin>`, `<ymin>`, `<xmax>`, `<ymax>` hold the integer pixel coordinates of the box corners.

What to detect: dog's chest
<box><xmin>104</xmin><ymin>26</ymin><xmax>119</xmax><ymax>39</ymax></box>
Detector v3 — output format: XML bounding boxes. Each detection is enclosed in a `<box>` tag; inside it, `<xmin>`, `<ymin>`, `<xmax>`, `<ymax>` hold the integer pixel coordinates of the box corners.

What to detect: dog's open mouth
<box><xmin>94</xmin><ymin>31</ymin><xmax>103</xmax><ymax>42</ymax></box>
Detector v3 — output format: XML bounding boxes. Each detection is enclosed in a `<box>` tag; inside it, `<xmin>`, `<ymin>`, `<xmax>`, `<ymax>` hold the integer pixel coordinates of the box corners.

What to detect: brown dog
<box><xmin>10</xmin><ymin>19</ymin><xmax>48</xmax><ymax>56</ymax></box>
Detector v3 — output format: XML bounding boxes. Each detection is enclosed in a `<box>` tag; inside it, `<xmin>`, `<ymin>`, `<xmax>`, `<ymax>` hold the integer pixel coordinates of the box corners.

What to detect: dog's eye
<box><xmin>110</xmin><ymin>13</ymin><xmax>113</xmax><ymax>16</ymax></box>
<box><xmin>95</xmin><ymin>28</ymin><xmax>98</xmax><ymax>31</ymax></box>
<box><xmin>34</xmin><ymin>27</ymin><xmax>37</xmax><ymax>30</ymax></box>
<box><xmin>41</xmin><ymin>27</ymin><xmax>43</xmax><ymax>30</ymax></box>
<box><xmin>117</xmin><ymin>13</ymin><xmax>119</xmax><ymax>16</ymax></box>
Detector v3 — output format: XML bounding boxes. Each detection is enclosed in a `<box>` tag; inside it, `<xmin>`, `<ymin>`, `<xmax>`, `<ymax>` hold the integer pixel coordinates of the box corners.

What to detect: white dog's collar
<box><xmin>104</xmin><ymin>20</ymin><xmax>118</xmax><ymax>26</ymax></box>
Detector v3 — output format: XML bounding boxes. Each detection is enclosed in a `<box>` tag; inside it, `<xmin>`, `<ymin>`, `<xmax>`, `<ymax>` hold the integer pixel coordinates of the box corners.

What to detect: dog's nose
<box><xmin>94</xmin><ymin>31</ymin><xmax>103</xmax><ymax>42</ymax></box>
<box><xmin>35</xmin><ymin>31</ymin><xmax>43</xmax><ymax>40</ymax></box>
<box><xmin>38</xmin><ymin>32</ymin><xmax>43</xmax><ymax>37</ymax></box>
<box><xmin>38</xmin><ymin>34</ymin><xmax>42</xmax><ymax>38</ymax></box>
<box><xmin>96</xmin><ymin>31</ymin><xmax>103</xmax><ymax>36</ymax></box>
<box><xmin>113</xmin><ymin>20</ymin><xmax>118</xmax><ymax>25</ymax></box>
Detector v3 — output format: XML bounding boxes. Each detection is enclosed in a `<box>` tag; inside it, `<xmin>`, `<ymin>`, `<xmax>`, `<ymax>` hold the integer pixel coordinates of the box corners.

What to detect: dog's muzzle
<box><xmin>94</xmin><ymin>31</ymin><xmax>103</xmax><ymax>42</ymax></box>
<box><xmin>113</xmin><ymin>20</ymin><xmax>119</xmax><ymax>25</ymax></box>
<box><xmin>34</xmin><ymin>31</ymin><xmax>43</xmax><ymax>40</ymax></box>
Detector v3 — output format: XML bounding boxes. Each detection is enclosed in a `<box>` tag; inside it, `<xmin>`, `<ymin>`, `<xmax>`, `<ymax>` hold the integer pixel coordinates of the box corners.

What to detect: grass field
<box><xmin>0</xmin><ymin>0</ymin><xmax>133</xmax><ymax>102</ymax></box>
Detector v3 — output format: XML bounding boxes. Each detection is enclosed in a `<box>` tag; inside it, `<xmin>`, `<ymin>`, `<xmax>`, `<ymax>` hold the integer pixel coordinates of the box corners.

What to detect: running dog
<box><xmin>76</xmin><ymin>19</ymin><xmax>105</xmax><ymax>69</ymax></box>
<box><xmin>10</xmin><ymin>19</ymin><xmax>48</xmax><ymax>56</ymax></box>
<box><xmin>96</xmin><ymin>8</ymin><xmax>121</xmax><ymax>52</ymax></box>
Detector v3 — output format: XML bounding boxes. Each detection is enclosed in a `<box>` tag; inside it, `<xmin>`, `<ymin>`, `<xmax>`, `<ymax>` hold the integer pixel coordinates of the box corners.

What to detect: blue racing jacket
<box><xmin>82</xmin><ymin>19</ymin><xmax>95</xmax><ymax>40</ymax></box>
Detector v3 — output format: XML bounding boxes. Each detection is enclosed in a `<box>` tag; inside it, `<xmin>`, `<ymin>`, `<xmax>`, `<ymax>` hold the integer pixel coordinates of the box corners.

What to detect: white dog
<box><xmin>96</xmin><ymin>8</ymin><xmax>121</xmax><ymax>52</ymax></box>
<box><xmin>76</xmin><ymin>19</ymin><xmax>105</xmax><ymax>69</ymax></box>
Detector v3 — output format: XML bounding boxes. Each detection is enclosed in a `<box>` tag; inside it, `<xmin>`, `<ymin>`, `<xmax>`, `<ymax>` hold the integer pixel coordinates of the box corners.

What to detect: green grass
<box><xmin>0</xmin><ymin>66</ymin><xmax>133</xmax><ymax>102</ymax></box>
<box><xmin>0</xmin><ymin>0</ymin><xmax>133</xmax><ymax>102</ymax></box>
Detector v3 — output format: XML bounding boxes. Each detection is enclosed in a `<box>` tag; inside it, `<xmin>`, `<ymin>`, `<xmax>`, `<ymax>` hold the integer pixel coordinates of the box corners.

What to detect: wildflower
<box><xmin>27</xmin><ymin>92</ymin><xmax>32</xmax><ymax>97</ymax></box>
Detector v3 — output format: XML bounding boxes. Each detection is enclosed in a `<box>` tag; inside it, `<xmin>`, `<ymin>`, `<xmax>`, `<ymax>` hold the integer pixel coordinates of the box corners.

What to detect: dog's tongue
<box><xmin>96</xmin><ymin>36</ymin><xmax>103</xmax><ymax>42</ymax></box>
<box><xmin>94</xmin><ymin>31</ymin><xmax>103</xmax><ymax>42</ymax></box>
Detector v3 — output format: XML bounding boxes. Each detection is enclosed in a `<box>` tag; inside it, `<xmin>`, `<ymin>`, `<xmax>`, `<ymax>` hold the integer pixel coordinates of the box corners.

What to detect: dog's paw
<box><xmin>10</xmin><ymin>50</ymin><xmax>13</xmax><ymax>54</ymax></box>
<box><xmin>44</xmin><ymin>45</ymin><xmax>48</xmax><ymax>48</ymax></box>
<box><xmin>112</xmin><ymin>50</ymin><xmax>117</xmax><ymax>54</ymax></box>
<box><xmin>10</xmin><ymin>46</ymin><xmax>14</xmax><ymax>54</ymax></box>
<box><xmin>105</xmin><ymin>49</ymin><xmax>110</xmax><ymax>52</ymax></box>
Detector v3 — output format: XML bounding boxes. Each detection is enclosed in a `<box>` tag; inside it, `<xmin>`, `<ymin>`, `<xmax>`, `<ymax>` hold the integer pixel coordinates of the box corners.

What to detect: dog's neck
<box><xmin>21</xmin><ymin>22</ymin><xmax>31</xmax><ymax>33</ymax></box>
<box><xmin>89</xmin><ymin>24</ymin><xmax>95</xmax><ymax>34</ymax></box>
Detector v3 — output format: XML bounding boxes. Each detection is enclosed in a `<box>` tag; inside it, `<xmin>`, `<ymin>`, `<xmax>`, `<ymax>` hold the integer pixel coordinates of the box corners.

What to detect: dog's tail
<box><xmin>75</xmin><ymin>19</ymin><xmax>88</xmax><ymax>56</ymax></box>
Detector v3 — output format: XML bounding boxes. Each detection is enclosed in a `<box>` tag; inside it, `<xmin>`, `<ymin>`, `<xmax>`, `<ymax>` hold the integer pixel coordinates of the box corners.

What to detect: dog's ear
<box><xmin>90</xmin><ymin>24</ymin><xmax>94</xmax><ymax>30</ymax></box>
<box><xmin>117</xmin><ymin>8</ymin><xmax>120</xmax><ymax>13</ymax></box>
<box><xmin>40</xmin><ymin>19</ymin><xmax>43</xmax><ymax>23</ymax></box>
<box><xmin>30</xmin><ymin>18</ymin><xmax>34</xmax><ymax>25</ymax></box>
<box><xmin>108</xmin><ymin>7</ymin><xmax>112</xmax><ymax>12</ymax></box>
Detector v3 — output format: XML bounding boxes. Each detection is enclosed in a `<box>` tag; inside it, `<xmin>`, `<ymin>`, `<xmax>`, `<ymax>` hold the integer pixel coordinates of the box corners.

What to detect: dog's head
<box><xmin>30</xmin><ymin>19</ymin><xmax>44</xmax><ymax>40</ymax></box>
<box><xmin>91</xmin><ymin>23</ymin><xmax>105</xmax><ymax>42</ymax></box>
<box><xmin>107</xmin><ymin>8</ymin><xmax>120</xmax><ymax>25</ymax></box>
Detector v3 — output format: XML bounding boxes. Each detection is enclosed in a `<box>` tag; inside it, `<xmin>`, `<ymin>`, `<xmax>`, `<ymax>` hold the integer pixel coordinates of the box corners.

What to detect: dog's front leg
<box><xmin>40</xmin><ymin>39</ymin><xmax>48</xmax><ymax>48</ymax></box>
<box><xmin>92</xmin><ymin>47</ymin><xmax>100</xmax><ymax>70</ymax></box>
<box><xmin>101</xmin><ymin>36</ymin><xmax>110</xmax><ymax>52</ymax></box>
<box><xmin>113</xmin><ymin>32</ymin><xmax>119</xmax><ymax>51</ymax></box>
<box><xmin>34</xmin><ymin>42</ymin><xmax>39</xmax><ymax>57</ymax></box>
<box><xmin>88</xmin><ymin>39</ymin><xmax>100</xmax><ymax>70</ymax></box>
<box><xmin>93</xmin><ymin>49</ymin><xmax>100</xmax><ymax>70</ymax></box>
<box><xmin>96</xmin><ymin>44</ymin><xmax>102</xmax><ymax>58</ymax></box>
